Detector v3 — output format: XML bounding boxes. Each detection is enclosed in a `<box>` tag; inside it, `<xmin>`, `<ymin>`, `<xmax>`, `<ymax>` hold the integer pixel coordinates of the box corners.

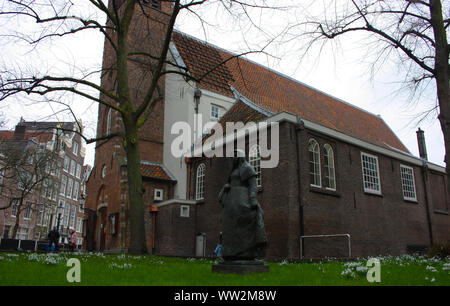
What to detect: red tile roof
<box><xmin>140</xmin><ymin>162</ymin><xmax>175</xmax><ymax>181</ymax></box>
<box><xmin>172</xmin><ymin>31</ymin><xmax>409</xmax><ymax>153</ymax></box>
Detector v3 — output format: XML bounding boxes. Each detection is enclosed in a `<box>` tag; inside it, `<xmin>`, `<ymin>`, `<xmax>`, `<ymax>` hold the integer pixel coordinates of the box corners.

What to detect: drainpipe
<box><xmin>294</xmin><ymin>116</ymin><xmax>305</xmax><ymax>258</ymax></box>
<box><xmin>416</xmin><ymin>128</ymin><xmax>434</xmax><ymax>245</ymax></box>
<box><xmin>420</xmin><ymin>160</ymin><xmax>434</xmax><ymax>245</ymax></box>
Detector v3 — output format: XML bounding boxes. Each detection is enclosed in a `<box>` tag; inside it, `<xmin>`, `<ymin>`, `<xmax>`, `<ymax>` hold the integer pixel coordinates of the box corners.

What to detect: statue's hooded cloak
<box><xmin>218</xmin><ymin>159</ymin><xmax>267</xmax><ymax>259</ymax></box>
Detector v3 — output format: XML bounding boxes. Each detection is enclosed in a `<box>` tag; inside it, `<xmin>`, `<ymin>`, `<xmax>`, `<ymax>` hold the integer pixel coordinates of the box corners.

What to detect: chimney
<box><xmin>416</xmin><ymin>128</ymin><xmax>428</xmax><ymax>160</ymax></box>
<box><xmin>14</xmin><ymin>124</ymin><xmax>26</xmax><ymax>140</ymax></box>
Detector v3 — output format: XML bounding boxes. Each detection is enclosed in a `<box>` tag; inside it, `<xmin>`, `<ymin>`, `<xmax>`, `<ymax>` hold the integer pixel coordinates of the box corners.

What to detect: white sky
<box><xmin>0</xmin><ymin>0</ymin><xmax>445</xmax><ymax>168</ymax></box>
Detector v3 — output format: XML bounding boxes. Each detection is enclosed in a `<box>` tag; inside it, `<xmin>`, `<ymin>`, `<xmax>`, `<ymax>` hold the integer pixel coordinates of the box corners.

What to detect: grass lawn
<box><xmin>0</xmin><ymin>252</ymin><xmax>449</xmax><ymax>286</ymax></box>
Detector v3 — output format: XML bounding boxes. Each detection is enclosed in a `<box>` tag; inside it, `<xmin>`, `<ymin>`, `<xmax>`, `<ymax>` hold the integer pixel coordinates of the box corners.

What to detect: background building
<box><xmin>0</xmin><ymin>119</ymin><xmax>87</xmax><ymax>249</ymax></box>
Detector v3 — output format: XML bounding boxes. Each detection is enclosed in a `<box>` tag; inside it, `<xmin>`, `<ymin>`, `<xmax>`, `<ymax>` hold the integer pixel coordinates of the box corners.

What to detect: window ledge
<box><xmin>434</xmin><ymin>209</ymin><xmax>448</xmax><ymax>215</ymax></box>
<box><xmin>309</xmin><ymin>186</ymin><xmax>341</xmax><ymax>198</ymax></box>
<box><xmin>363</xmin><ymin>191</ymin><xmax>383</xmax><ymax>198</ymax></box>
<box><xmin>403</xmin><ymin>198</ymin><xmax>418</xmax><ymax>204</ymax></box>
<box><xmin>195</xmin><ymin>199</ymin><xmax>205</xmax><ymax>205</ymax></box>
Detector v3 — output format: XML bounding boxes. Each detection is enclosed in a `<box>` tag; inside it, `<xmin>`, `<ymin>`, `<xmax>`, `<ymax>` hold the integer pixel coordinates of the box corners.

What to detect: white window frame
<box><xmin>180</xmin><ymin>205</ymin><xmax>190</xmax><ymax>217</ymax></box>
<box><xmin>249</xmin><ymin>144</ymin><xmax>262</xmax><ymax>187</ymax></box>
<box><xmin>69</xmin><ymin>204</ymin><xmax>77</xmax><ymax>229</ymax></box>
<box><xmin>17</xmin><ymin>227</ymin><xmax>28</xmax><ymax>240</ymax></box>
<box><xmin>70</xmin><ymin>159</ymin><xmax>76</xmax><ymax>176</ymax></box>
<box><xmin>63</xmin><ymin>202</ymin><xmax>70</xmax><ymax>227</ymax></box>
<box><xmin>154</xmin><ymin>188</ymin><xmax>164</xmax><ymax>201</ymax></box>
<box><xmin>76</xmin><ymin>164</ymin><xmax>82</xmax><ymax>179</ymax></box>
<box><xmin>60</xmin><ymin>175</ymin><xmax>67</xmax><ymax>196</ymax></box>
<box><xmin>210</xmin><ymin>105</ymin><xmax>220</xmax><ymax>121</ymax></box>
<box><xmin>73</xmin><ymin>142</ymin><xmax>79</xmax><ymax>156</ymax></box>
<box><xmin>196</xmin><ymin>163</ymin><xmax>206</xmax><ymax>200</ymax></box>
<box><xmin>361</xmin><ymin>152</ymin><xmax>382</xmax><ymax>195</ymax></box>
<box><xmin>400</xmin><ymin>164</ymin><xmax>417</xmax><ymax>201</ymax></box>
<box><xmin>11</xmin><ymin>199</ymin><xmax>20</xmax><ymax>218</ymax></box>
<box><xmin>324</xmin><ymin>144</ymin><xmax>336</xmax><ymax>191</ymax></box>
<box><xmin>64</xmin><ymin>156</ymin><xmax>70</xmax><ymax>172</ymax></box>
<box><xmin>66</xmin><ymin>178</ymin><xmax>74</xmax><ymax>199</ymax></box>
<box><xmin>23</xmin><ymin>201</ymin><xmax>32</xmax><ymax>220</ymax></box>
<box><xmin>73</xmin><ymin>181</ymin><xmax>80</xmax><ymax>200</ymax></box>
<box><xmin>308</xmin><ymin>139</ymin><xmax>321</xmax><ymax>187</ymax></box>
<box><xmin>76</xmin><ymin>217</ymin><xmax>83</xmax><ymax>233</ymax></box>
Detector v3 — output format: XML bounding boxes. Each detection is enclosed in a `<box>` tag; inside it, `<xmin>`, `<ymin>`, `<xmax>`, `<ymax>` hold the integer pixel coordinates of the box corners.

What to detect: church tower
<box><xmin>85</xmin><ymin>0</ymin><xmax>175</xmax><ymax>252</ymax></box>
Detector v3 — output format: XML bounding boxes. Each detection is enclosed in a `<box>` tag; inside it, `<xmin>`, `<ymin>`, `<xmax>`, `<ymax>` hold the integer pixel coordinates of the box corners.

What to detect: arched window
<box><xmin>324</xmin><ymin>144</ymin><xmax>336</xmax><ymax>190</ymax></box>
<box><xmin>249</xmin><ymin>144</ymin><xmax>262</xmax><ymax>187</ymax></box>
<box><xmin>308</xmin><ymin>139</ymin><xmax>321</xmax><ymax>187</ymax></box>
<box><xmin>106</xmin><ymin>108</ymin><xmax>112</xmax><ymax>135</ymax></box>
<box><xmin>196</xmin><ymin>163</ymin><xmax>206</xmax><ymax>200</ymax></box>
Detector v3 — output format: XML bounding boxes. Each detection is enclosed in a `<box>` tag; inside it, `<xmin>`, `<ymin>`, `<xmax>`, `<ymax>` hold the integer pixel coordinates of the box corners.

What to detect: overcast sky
<box><xmin>0</xmin><ymin>0</ymin><xmax>445</xmax><ymax>168</ymax></box>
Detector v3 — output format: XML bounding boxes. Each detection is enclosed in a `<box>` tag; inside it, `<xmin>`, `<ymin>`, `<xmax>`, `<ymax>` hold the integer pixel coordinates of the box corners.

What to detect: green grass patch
<box><xmin>0</xmin><ymin>252</ymin><xmax>449</xmax><ymax>286</ymax></box>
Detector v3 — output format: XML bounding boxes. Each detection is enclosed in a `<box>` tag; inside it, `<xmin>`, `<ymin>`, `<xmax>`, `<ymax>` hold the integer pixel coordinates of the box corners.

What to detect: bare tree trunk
<box><xmin>124</xmin><ymin>120</ymin><xmax>147</xmax><ymax>254</ymax></box>
<box><xmin>429</xmin><ymin>0</ymin><xmax>450</xmax><ymax>192</ymax></box>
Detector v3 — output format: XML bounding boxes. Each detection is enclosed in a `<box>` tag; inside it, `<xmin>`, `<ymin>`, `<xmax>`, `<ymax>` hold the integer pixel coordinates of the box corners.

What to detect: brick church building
<box><xmin>84</xmin><ymin>1</ymin><xmax>449</xmax><ymax>259</ymax></box>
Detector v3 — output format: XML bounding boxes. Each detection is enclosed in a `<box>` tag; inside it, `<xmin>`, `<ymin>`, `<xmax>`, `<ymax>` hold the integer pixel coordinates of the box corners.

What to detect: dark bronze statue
<box><xmin>218</xmin><ymin>150</ymin><xmax>267</xmax><ymax>262</ymax></box>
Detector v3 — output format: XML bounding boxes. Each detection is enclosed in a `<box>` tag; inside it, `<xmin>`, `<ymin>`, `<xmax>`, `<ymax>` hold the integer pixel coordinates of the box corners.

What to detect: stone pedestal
<box><xmin>212</xmin><ymin>260</ymin><xmax>270</xmax><ymax>274</ymax></box>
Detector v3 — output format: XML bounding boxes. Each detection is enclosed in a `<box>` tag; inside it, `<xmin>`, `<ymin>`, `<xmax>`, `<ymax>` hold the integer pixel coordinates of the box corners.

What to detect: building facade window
<box><xmin>154</xmin><ymin>188</ymin><xmax>164</xmax><ymax>201</ymax></box>
<box><xmin>66</xmin><ymin>178</ymin><xmax>74</xmax><ymax>199</ymax></box>
<box><xmin>11</xmin><ymin>199</ymin><xmax>19</xmax><ymax>217</ymax></box>
<box><xmin>63</xmin><ymin>202</ymin><xmax>70</xmax><ymax>227</ymax></box>
<box><xmin>60</xmin><ymin>175</ymin><xmax>67</xmax><ymax>195</ymax></box>
<box><xmin>210</xmin><ymin>105</ymin><xmax>219</xmax><ymax>121</ymax></box>
<box><xmin>3</xmin><ymin>225</ymin><xmax>11</xmax><ymax>239</ymax></box>
<box><xmin>76</xmin><ymin>217</ymin><xmax>83</xmax><ymax>233</ymax></box>
<box><xmin>361</xmin><ymin>152</ymin><xmax>381</xmax><ymax>194</ymax></box>
<box><xmin>308</xmin><ymin>139</ymin><xmax>321</xmax><ymax>187</ymax></box>
<box><xmin>70</xmin><ymin>159</ymin><xmax>76</xmax><ymax>176</ymax></box>
<box><xmin>102</xmin><ymin>165</ymin><xmax>107</xmax><ymax>178</ymax></box>
<box><xmin>17</xmin><ymin>227</ymin><xmax>28</xmax><ymax>240</ymax></box>
<box><xmin>196</xmin><ymin>163</ymin><xmax>206</xmax><ymax>200</ymax></box>
<box><xmin>69</xmin><ymin>205</ymin><xmax>77</xmax><ymax>228</ymax></box>
<box><xmin>64</xmin><ymin>156</ymin><xmax>70</xmax><ymax>172</ymax></box>
<box><xmin>76</xmin><ymin>164</ymin><xmax>82</xmax><ymax>179</ymax></box>
<box><xmin>73</xmin><ymin>181</ymin><xmax>80</xmax><ymax>200</ymax></box>
<box><xmin>18</xmin><ymin>171</ymin><xmax>32</xmax><ymax>190</ymax></box>
<box><xmin>23</xmin><ymin>201</ymin><xmax>32</xmax><ymax>219</ymax></box>
<box><xmin>180</xmin><ymin>205</ymin><xmax>190</xmax><ymax>217</ymax></box>
<box><xmin>400</xmin><ymin>165</ymin><xmax>417</xmax><ymax>201</ymax></box>
<box><xmin>324</xmin><ymin>144</ymin><xmax>336</xmax><ymax>190</ymax></box>
<box><xmin>249</xmin><ymin>144</ymin><xmax>262</xmax><ymax>187</ymax></box>
<box><xmin>73</xmin><ymin>142</ymin><xmax>79</xmax><ymax>156</ymax></box>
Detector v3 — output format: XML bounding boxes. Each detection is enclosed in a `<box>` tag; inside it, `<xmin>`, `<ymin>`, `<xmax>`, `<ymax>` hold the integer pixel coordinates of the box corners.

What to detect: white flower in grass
<box><xmin>109</xmin><ymin>262</ymin><xmax>133</xmax><ymax>269</ymax></box>
<box><xmin>45</xmin><ymin>256</ymin><xmax>58</xmax><ymax>265</ymax></box>
<box><xmin>278</xmin><ymin>260</ymin><xmax>288</xmax><ymax>266</ymax></box>
<box><xmin>426</xmin><ymin>265</ymin><xmax>438</xmax><ymax>272</ymax></box>
<box><xmin>431</xmin><ymin>278</ymin><xmax>435</xmax><ymax>282</ymax></box>
<box><xmin>442</xmin><ymin>263</ymin><xmax>450</xmax><ymax>271</ymax></box>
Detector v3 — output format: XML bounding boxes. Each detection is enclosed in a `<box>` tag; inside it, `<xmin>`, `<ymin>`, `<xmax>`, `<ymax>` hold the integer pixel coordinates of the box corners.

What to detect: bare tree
<box><xmin>0</xmin><ymin>0</ymin><xmax>281</xmax><ymax>254</ymax></box>
<box><xmin>290</xmin><ymin>0</ymin><xmax>449</xmax><ymax>189</ymax></box>
<box><xmin>0</xmin><ymin>135</ymin><xmax>60</xmax><ymax>239</ymax></box>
